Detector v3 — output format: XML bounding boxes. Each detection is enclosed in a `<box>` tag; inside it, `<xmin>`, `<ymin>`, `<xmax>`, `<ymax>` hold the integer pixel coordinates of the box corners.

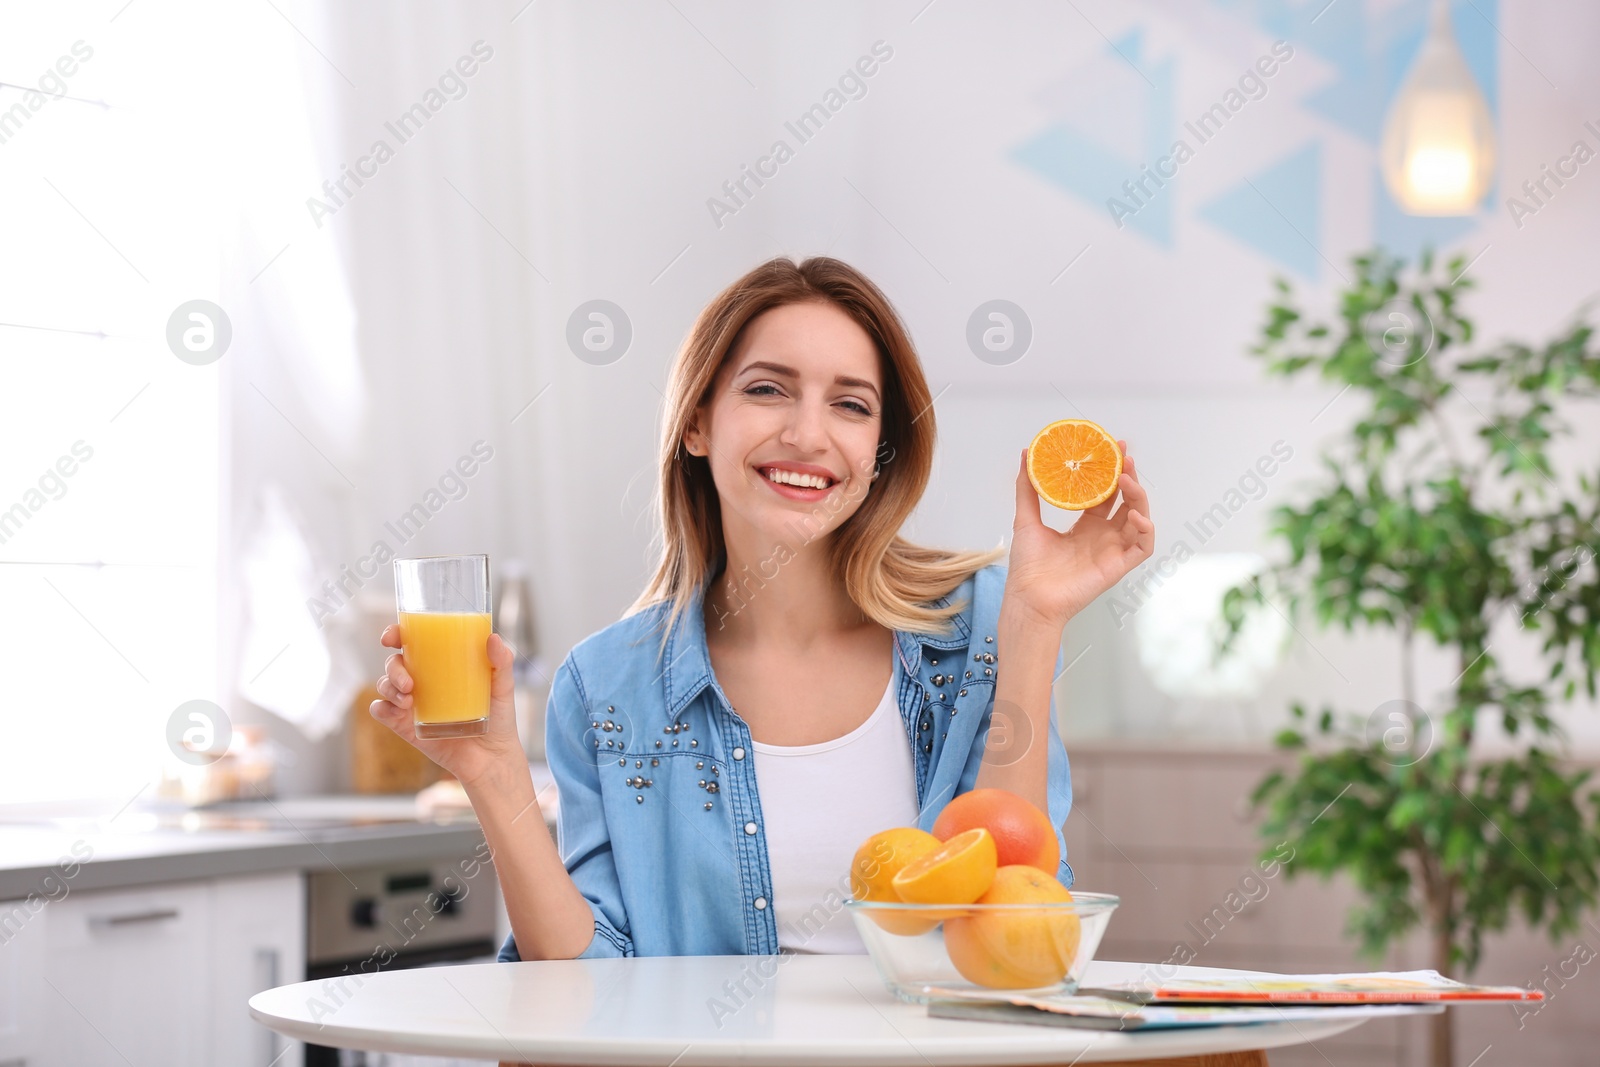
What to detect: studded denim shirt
<box><xmin>496</xmin><ymin>561</ymin><xmax>1073</xmax><ymax>961</ymax></box>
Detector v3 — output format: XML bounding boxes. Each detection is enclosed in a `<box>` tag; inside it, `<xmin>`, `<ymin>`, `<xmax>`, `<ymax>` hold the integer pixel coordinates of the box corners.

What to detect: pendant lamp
<box><xmin>1379</xmin><ymin>0</ymin><xmax>1497</xmax><ymax>215</ymax></box>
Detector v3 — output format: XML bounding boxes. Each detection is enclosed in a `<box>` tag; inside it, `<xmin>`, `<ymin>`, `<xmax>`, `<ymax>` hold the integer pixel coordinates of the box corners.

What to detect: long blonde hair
<box><xmin>627</xmin><ymin>256</ymin><xmax>1006</xmax><ymax>660</ymax></box>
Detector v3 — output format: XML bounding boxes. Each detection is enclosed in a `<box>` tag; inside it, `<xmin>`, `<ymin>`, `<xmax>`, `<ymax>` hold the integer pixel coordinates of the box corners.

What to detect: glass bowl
<box><xmin>845</xmin><ymin>892</ymin><xmax>1119</xmax><ymax>1004</ymax></box>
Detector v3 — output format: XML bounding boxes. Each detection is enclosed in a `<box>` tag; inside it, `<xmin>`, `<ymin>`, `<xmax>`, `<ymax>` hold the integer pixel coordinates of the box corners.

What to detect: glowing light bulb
<box><xmin>1380</xmin><ymin>0</ymin><xmax>1496</xmax><ymax>216</ymax></box>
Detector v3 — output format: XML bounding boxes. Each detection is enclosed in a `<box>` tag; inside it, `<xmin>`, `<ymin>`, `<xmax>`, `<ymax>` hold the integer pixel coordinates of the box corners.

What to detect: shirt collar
<box><xmin>660</xmin><ymin>572</ymin><xmax>972</xmax><ymax>720</ymax></box>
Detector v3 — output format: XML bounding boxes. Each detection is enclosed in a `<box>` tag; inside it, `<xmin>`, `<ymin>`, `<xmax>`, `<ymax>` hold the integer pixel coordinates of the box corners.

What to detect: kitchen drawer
<box><xmin>1062</xmin><ymin>754</ymin><xmax>1098</xmax><ymax>878</ymax></box>
<box><xmin>1094</xmin><ymin>751</ymin><xmax>1281</xmax><ymax>857</ymax></box>
<box><xmin>1089</xmin><ymin>855</ymin><xmax>1360</xmax><ymax>951</ymax></box>
<box><xmin>43</xmin><ymin>881</ymin><xmax>214</xmax><ymax>1067</ymax></box>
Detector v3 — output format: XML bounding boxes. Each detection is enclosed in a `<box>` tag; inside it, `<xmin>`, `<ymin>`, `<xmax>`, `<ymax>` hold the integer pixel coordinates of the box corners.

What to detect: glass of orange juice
<box><xmin>393</xmin><ymin>554</ymin><xmax>492</xmax><ymax>738</ymax></box>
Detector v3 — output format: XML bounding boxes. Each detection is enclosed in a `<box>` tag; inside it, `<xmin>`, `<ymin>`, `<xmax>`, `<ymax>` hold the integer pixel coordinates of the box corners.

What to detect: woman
<box><xmin>370</xmin><ymin>257</ymin><xmax>1153</xmax><ymax>961</ymax></box>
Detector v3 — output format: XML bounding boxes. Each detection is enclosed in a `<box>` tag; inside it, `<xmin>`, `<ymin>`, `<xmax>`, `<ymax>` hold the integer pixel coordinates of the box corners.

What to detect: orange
<box><xmin>944</xmin><ymin>865</ymin><xmax>1082</xmax><ymax>989</ymax></box>
<box><xmin>850</xmin><ymin>827</ymin><xmax>943</xmax><ymax>936</ymax></box>
<box><xmin>932</xmin><ymin>788</ymin><xmax>1060</xmax><ymax>875</ymax></box>
<box><xmin>889</xmin><ymin>828</ymin><xmax>997</xmax><ymax>905</ymax></box>
<box><xmin>1026</xmin><ymin>419</ymin><xmax>1122</xmax><ymax>510</ymax></box>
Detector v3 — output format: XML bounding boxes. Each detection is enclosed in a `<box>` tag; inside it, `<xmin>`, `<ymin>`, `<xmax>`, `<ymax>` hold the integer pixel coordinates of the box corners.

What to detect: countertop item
<box><xmin>0</xmin><ymin>763</ymin><xmax>557</xmax><ymax>899</ymax></box>
<box><xmin>349</xmin><ymin>681</ymin><xmax>447</xmax><ymax>794</ymax></box>
<box><xmin>249</xmin><ymin>955</ymin><xmax>1370</xmax><ymax>1064</ymax></box>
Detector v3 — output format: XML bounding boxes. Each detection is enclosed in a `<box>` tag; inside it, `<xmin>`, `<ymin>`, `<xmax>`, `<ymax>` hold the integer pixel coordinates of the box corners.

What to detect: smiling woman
<box><xmin>640</xmin><ymin>258</ymin><xmax>1000</xmax><ymax>657</ymax></box>
<box><xmin>368</xmin><ymin>255</ymin><xmax>1155</xmax><ymax>965</ymax></box>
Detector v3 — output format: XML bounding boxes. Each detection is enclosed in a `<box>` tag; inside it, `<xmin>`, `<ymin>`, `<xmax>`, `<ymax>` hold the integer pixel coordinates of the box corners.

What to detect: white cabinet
<box><xmin>208</xmin><ymin>872</ymin><xmax>305</xmax><ymax>1067</ymax></box>
<box><xmin>1</xmin><ymin>870</ymin><xmax>304</xmax><ymax>1067</ymax></box>
<box><xmin>43</xmin><ymin>879</ymin><xmax>214</xmax><ymax>1066</ymax></box>
<box><xmin>0</xmin><ymin>888</ymin><xmax>47</xmax><ymax>1067</ymax></box>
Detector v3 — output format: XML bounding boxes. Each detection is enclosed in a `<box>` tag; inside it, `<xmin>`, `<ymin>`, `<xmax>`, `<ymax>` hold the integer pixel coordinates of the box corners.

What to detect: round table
<box><xmin>250</xmin><ymin>955</ymin><xmax>1369</xmax><ymax>1066</ymax></box>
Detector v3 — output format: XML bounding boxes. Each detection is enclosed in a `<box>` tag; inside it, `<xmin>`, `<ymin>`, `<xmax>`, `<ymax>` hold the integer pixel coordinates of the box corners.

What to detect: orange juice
<box><xmin>398</xmin><ymin>610</ymin><xmax>491</xmax><ymax>733</ymax></box>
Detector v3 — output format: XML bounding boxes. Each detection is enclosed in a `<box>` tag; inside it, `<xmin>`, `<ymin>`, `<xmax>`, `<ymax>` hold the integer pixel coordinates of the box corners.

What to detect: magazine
<box><xmin>926</xmin><ymin>994</ymin><xmax>1442</xmax><ymax>1032</ymax></box>
<box><xmin>1081</xmin><ymin>970</ymin><xmax>1544</xmax><ymax>1005</ymax></box>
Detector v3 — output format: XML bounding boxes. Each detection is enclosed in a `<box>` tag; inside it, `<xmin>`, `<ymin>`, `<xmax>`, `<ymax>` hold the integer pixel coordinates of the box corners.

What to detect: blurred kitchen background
<box><xmin>2</xmin><ymin>1</ymin><xmax>1598</xmax><ymax>1065</ymax></box>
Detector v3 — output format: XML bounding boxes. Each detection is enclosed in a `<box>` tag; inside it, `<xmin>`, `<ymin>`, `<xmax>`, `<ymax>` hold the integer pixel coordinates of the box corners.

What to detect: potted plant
<box><xmin>1221</xmin><ymin>249</ymin><xmax>1600</xmax><ymax>1067</ymax></box>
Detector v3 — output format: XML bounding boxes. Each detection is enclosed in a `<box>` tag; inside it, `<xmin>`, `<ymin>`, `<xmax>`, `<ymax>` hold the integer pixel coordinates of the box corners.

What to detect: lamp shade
<box><xmin>1379</xmin><ymin>0</ymin><xmax>1496</xmax><ymax>215</ymax></box>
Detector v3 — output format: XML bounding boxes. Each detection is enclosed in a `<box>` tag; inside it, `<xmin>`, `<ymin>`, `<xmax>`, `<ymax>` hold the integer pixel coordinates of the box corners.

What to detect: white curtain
<box><xmin>219</xmin><ymin>0</ymin><xmax>366</xmax><ymax>741</ymax></box>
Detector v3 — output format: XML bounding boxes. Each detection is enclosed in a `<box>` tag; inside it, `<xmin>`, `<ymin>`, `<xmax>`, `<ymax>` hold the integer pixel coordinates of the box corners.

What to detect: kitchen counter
<box><xmin>0</xmin><ymin>763</ymin><xmax>558</xmax><ymax>900</ymax></box>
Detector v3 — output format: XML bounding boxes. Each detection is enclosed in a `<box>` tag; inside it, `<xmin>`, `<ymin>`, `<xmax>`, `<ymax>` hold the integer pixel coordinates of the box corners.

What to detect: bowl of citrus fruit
<box><xmin>844</xmin><ymin>788</ymin><xmax>1118</xmax><ymax>1003</ymax></box>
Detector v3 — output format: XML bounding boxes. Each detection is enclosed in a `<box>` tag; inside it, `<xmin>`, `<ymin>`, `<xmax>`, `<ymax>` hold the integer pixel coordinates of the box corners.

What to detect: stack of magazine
<box><xmin>925</xmin><ymin>972</ymin><xmax>1543</xmax><ymax>1031</ymax></box>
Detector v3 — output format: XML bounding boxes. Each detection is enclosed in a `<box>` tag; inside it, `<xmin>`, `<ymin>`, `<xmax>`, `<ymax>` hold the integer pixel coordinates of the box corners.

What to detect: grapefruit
<box><xmin>932</xmin><ymin>788</ymin><xmax>1060</xmax><ymax>874</ymax></box>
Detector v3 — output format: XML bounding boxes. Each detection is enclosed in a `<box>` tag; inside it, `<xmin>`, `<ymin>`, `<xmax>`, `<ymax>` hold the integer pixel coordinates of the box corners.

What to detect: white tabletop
<box><xmin>250</xmin><ymin>956</ymin><xmax>1371</xmax><ymax>1064</ymax></box>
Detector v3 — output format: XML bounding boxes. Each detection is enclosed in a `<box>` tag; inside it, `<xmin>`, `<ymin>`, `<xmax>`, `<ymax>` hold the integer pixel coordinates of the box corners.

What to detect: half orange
<box><xmin>889</xmin><ymin>827</ymin><xmax>998</xmax><ymax>905</ymax></box>
<box><xmin>1026</xmin><ymin>419</ymin><xmax>1123</xmax><ymax>511</ymax></box>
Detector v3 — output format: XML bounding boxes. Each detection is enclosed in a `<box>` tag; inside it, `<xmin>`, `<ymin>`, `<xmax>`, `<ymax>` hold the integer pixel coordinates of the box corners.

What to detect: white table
<box><xmin>251</xmin><ymin>956</ymin><xmax>1371</xmax><ymax>1066</ymax></box>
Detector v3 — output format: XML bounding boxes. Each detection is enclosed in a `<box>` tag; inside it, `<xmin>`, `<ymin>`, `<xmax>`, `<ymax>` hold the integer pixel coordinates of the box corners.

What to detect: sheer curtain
<box><xmin>219</xmin><ymin>0</ymin><xmax>366</xmax><ymax>744</ymax></box>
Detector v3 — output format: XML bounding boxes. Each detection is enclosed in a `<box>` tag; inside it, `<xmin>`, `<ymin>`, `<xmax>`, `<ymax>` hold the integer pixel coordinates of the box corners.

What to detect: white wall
<box><xmin>261</xmin><ymin>0</ymin><xmax>1600</xmax><ymax>783</ymax></box>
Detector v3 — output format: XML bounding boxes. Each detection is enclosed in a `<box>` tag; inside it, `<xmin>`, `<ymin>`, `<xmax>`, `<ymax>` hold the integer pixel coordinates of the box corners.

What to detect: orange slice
<box><xmin>890</xmin><ymin>827</ymin><xmax>998</xmax><ymax>905</ymax></box>
<box><xmin>1026</xmin><ymin>419</ymin><xmax>1123</xmax><ymax>510</ymax></box>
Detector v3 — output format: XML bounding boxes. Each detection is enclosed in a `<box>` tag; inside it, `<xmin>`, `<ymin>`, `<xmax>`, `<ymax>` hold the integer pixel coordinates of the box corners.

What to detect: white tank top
<box><xmin>750</xmin><ymin>661</ymin><xmax>921</xmax><ymax>954</ymax></box>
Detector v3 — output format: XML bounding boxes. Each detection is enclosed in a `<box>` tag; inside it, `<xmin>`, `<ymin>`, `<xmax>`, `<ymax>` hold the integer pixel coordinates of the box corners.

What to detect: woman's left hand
<box><xmin>1005</xmin><ymin>440</ymin><xmax>1155</xmax><ymax>627</ymax></box>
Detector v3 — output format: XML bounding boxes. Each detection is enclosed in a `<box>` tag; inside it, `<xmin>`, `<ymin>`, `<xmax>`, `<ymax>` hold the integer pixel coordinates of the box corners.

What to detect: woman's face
<box><xmin>686</xmin><ymin>300</ymin><xmax>885</xmax><ymax>550</ymax></box>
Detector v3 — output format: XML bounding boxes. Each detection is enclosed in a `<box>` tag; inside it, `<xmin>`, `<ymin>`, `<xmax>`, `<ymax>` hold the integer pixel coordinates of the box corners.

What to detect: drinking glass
<box><xmin>393</xmin><ymin>554</ymin><xmax>492</xmax><ymax>738</ymax></box>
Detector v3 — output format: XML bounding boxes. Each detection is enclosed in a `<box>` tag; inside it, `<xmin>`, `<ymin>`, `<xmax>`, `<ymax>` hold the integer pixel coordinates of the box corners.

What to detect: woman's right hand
<box><xmin>370</xmin><ymin>625</ymin><xmax>527</xmax><ymax>790</ymax></box>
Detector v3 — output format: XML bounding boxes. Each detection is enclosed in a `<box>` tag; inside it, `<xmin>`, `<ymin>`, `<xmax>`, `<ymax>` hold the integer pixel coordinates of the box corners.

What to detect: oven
<box><xmin>303</xmin><ymin>856</ymin><xmax>501</xmax><ymax>1067</ymax></box>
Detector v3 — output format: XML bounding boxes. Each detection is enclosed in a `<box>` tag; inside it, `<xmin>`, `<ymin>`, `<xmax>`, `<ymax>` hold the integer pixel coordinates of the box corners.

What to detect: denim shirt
<box><xmin>497</xmin><ymin>561</ymin><xmax>1073</xmax><ymax>961</ymax></box>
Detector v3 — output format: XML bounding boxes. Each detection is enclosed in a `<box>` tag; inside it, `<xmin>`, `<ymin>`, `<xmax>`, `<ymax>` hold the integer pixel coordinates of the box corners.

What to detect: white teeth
<box><xmin>763</xmin><ymin>467</ymin><xmax>830</xmax><ymax>490</ymax></box>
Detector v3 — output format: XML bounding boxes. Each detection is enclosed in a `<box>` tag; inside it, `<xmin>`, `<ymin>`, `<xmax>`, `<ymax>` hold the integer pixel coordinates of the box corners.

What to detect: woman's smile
<box><xmin>754</xmin><ymin>461</ymin><xmax>840</xmax><ymax>501</ymax></box>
